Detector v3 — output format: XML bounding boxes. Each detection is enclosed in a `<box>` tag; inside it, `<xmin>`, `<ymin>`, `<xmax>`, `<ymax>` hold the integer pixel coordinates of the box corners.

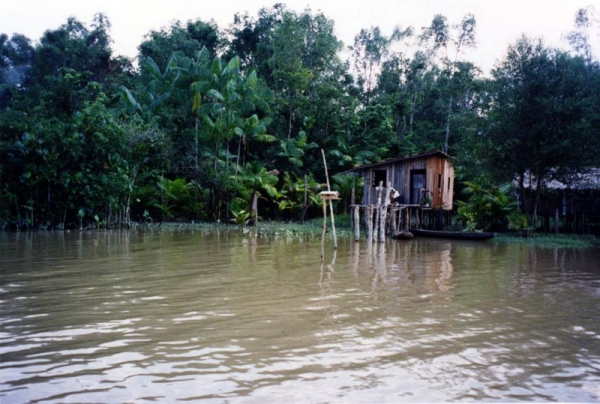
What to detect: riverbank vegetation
<box><xmin>2</xmin><ymin>4</ymin><xmax>600</xmax><ymax>237</ymax></box>
<box><xmin>492</xmin><ymin>233</ymin><xmax>600</xmax><ymax>248</ymax></box>
<box><xmin>125</xmin><ymin>217</ymin><xmax>600</xmax><ymax>248</ymax></box>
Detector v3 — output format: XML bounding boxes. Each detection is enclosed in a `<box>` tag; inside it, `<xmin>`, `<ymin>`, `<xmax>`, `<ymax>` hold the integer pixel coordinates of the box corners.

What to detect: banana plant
<box><xmin>332</xmin><ymin>173</ymin><xmax>363</xmax><ymax>214</ymax></box>
<box><xmin>154</xmin><ymin>176</ymin><xmax>192</xmax><ymax>220</ymax></box>
<box><xmin>119</xmin><ymin>54</ymin><xmax>183</xmax><ymax>116</ymax></box>
<box><xmin>236</xmin><ymin>161</ymin><xmax>279</xmax><ymax>224</ymax></box>
<box><xmin>277</xmin><ymin>130</ymin><xmax>318</xmax><ymax>171</ymax></box>
<box><xmin>189</xmin><ymin>51</ymin><xmax>272</xmax><ymax>174</ymax></box>
<box><xmin>329</xmin><ymin>135</ymin><xmax>378</xmax><ymax>169</ymax></box>
<box><xmin>233</xmin><ymin>114</ymin><xmax>275</xmax><ymax>170</ymax></box>
<box><xmin>277</xmin><ymin>172</ymin><xmax>322</xmax><ymax>221</ymax></box>
<box><xmin>230</xmin><ymin>208</ymin><xmax>251</xmax><ymax>232</ymax></box>
<box><xmin>457</xmin><ymin>180</ymin><xmax>519</xmax><ymax>231</ymax></box>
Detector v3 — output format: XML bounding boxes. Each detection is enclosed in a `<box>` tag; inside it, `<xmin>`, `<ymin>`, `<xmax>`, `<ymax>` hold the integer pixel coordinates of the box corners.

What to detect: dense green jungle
<box><xmin>1</xmin><ymin>4</ymin><xmax>599</xmax><ymax>233</ymax></box>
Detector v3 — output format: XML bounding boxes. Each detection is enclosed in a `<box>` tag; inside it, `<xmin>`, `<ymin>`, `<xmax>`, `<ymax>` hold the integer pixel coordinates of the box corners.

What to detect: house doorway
<box><xmin>410</xmin><ymin>170</ymin><xmax>426</xmax><ymax>204</ymax></box>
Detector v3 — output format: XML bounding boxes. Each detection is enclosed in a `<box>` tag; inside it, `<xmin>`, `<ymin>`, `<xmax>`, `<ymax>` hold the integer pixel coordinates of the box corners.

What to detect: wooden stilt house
<box><xmin>523</xmin><ymin>168</ymin><xmax>600</xmax><ymax>235</ymax></box>
<box><xmin>345</xmin><ymin>150</ymin><xmax>455</xmax><ymax>210</ymax></box>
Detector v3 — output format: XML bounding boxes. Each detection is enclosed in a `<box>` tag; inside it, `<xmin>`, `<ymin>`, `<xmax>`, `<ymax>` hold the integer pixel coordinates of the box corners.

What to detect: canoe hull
<box><xmin>410</xmin><ymin>228</ymin><xmax>494</xmax><ymax>240</ymax></box>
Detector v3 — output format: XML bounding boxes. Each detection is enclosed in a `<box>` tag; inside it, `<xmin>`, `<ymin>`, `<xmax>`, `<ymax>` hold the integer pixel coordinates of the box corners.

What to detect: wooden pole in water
<box><xmin>373</xmin><ymin>182</ymin><xmax>383</xmax><ymax>243</ymax></box>
<box><xmin>353</xmin><ymin>205</ymin><xmax>360</xmax><ymax>242</ymax></box>
<box><xmin>303</xmin><ymin>174</ymin><xmax>308</xmax><ymax>223</ymax></box>
<box><xmin>379</xmin><ymin>206</ymin><xmax>386</xmax><ymax>242</ymax></box>
<box><xmin>321</xmin><ymin>197</ymin><xmax>327</xmax><ymax>261</ymax></box>
<box><xmin>366</xmin><ymin>205</ymin><xmax>373</xmax><ymax>242</ymax></box>
<box><xmin>373</xmin><ymin>206</ymin><xmax>380</xmax><ymax>243</ymax></box>
<box><xmin>321</xmin><ymin>149</ymin><xmax>337</xmax><ymax>249</ymax></box>
<box><xmin>350</xmin><ymin>177</ymin><xmax>356</xmax><ymax>230</ymax></box>
<box><xmin>379</xmin><ymin>183</ymin><xmax>391</xmax><ymax>242</ymax></box>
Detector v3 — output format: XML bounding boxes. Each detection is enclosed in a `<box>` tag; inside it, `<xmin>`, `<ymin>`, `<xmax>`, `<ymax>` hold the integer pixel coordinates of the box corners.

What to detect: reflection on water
<box><xmin>1</xmin><ymin>230</ymin><xmax>600</xmax><ymax>403</ymax></box>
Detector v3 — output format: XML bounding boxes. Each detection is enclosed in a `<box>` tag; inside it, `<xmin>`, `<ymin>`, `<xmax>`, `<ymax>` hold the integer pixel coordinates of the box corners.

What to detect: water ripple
<box><xmin>1</xmin><ymin>232</ymin><xmax>599</xmax><ymax>402</ymax></box>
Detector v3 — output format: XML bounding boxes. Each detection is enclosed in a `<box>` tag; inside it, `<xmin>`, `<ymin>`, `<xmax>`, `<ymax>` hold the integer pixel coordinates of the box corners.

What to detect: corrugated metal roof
<box><xmin>341</xmin><ymin>150</ymin><xmax>453</xmax><ymax>174</ymax></box>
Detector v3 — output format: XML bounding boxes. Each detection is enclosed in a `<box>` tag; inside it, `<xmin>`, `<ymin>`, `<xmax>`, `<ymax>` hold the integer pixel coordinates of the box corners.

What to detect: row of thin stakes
<box><xmin>351</xmin><ymin>181</ymin><xmax>409</xmax><ymax>243</ymax></box>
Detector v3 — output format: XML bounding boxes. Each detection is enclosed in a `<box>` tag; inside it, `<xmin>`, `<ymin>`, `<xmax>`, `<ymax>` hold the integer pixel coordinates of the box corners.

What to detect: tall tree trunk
<box><xmin>195</xmin><ymin>118</ymin><xmax>199</xmax><ymax>172</ymax></box>
<box><xmin>397</xmin><ymin>116</ymin><xmax>404</xmax><ymax>142</ymax></box>
<box><xmin>409</xmin><ymin>92</ymin><xmax>416</xmax><ymax>135</ymax></box>
<box><xmin>47</xmin><ymin>181</ymin><xmax>51</xmax><ymax>218</ymax></box>
<box><xmin>443</xmin><ymin>94</ymin><xmax>453</xmax><ymax>153</ymax></box>
<box><xmin>532</xmin><ymin>172</ymin><xmax>543</xmax><ymax>229</ymax></box>
<box><xmin>235</xmin><ymin>136</ymin><xmax>242</xmax><ymax>184</ymax></box>
<box><xmin>518</xmin><ymin>171</ymin><xmax>528</xmax><ymax>217</ymax></box>
<box><xmin>251</xmin><ymin>191</ymin><xmax>258</xmax><ymax>225</ymax></box>
<box><xmin>287</xmin><ymin>106</ymin><xmax>293</xmax><ymax>139</ymax></box>
<box><xmin>214</xmin><ymin>141</ymin><xmax>218</xmax><ymax>172</ymax></box>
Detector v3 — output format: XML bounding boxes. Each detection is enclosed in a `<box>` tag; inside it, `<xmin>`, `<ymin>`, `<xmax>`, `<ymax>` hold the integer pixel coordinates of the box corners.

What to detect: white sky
<box><xmin>1</xmin><ymin>0</ymin><xmax>598</xmax><ymax>74</ymax></box>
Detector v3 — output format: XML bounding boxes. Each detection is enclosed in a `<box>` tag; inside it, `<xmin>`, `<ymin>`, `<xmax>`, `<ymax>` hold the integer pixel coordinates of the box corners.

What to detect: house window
<box><xmin>438</xmin><ymin>174</ymin><xmax>442</xmax><ymax>189</ymax></box>
<box><xmin>372</xmin><ymin>169</ymin><xmax>386</xmax><ymax>187</ymax></box>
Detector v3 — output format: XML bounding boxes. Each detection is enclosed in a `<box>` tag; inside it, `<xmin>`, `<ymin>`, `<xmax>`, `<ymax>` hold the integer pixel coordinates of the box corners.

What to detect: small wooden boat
<box><xmin>393</xmin><ymin>230</ymin><xmax>414</xmax><ymax>240</ymax></box>
<box><xmin>410</xmin><ymin>228</ymin><xmax>494</xmax><ymax>241</ymax></box>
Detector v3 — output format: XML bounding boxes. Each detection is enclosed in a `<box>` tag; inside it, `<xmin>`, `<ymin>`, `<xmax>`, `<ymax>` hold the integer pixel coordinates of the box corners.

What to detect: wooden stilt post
<box><xmin>350</xmin><ymin>177</ymin><xmax>356</xmax><ymax>229</ymax></box>
<box><xmin>379</xmin><ymin>206</ymin><xmax>386</xmax><ymax>242</ymax></box>
<box><xmin>320</xmin><ymin>149</ymin><xmax>340</xmax><ymax>250</ymax></box>
<box><xmin>330</xmin><ymin>199</ymin><xmax>337</xmax><ymax>249</ymax></box>
<box><xmin>379</xmin><ymin>182</ymin><xmax>391</xmax><ymax>242</ymax></box>
<box><xmin>373</xmin><ymin>181</ymin><xmax>383</xmax><ymax>243</ymax></box>
<box><xmin>321</xmin><ymin>198</ymin><xmax>327</xmax><ymax>261</ymax></box>
<box><xmin>373</xmin><ymin>207</ymin><xmax>379</xmax><ymax>243</ymax></box>
<box><xmin>353</xmin><ymin>205</ymin><xmax>360</xmax><ymax>242</ymax></box>
<box><xmin>366</xmin><ymin>206</ymin><xmax>373</xmax><ymax>242</ymax></box>
<box><xmin>322</xmin><ymin>197</ymin><xmax>327</xmax><ymax>230</ymax></box>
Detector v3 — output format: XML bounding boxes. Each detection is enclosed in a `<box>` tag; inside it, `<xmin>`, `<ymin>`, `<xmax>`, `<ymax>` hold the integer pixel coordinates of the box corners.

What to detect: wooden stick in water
<box><xmin>321</xmin><ymin>149</ymin><xmax>337</xmax><ymax>249</ymax></box>
<box><xmin>353</xmin><ymin>205</ymin><xmax>360</xmax><ymax>242</ymax></box>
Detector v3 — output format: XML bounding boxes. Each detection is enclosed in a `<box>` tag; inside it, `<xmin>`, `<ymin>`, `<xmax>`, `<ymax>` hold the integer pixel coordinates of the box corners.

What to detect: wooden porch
<box><xmin>350</xmin><ymin>182</ymin><xmax>450</xmax><ymax>242</ymax></box>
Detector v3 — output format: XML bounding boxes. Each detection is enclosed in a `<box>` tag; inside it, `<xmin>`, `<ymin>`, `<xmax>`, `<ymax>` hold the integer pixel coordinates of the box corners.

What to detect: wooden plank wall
<box><xmin>423</xmin><ymin>156</ymin><xmax>454</xmax><ymax>209</ymax></box>
<box><xmin>444</xmin><ymin>160</ymin><xmax>455</xmax><ymax>209</ymax></box>
<box><xmin>361</xmin><ymin>155</ymin><xmax>454</xmax><ymax>210</ymax></box>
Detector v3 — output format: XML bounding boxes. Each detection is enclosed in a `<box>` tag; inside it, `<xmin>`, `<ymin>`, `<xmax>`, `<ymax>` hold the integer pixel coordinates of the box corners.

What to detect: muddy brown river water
<box><xmin>1</xmin><ymin>230</ymin><xmax>600</xmax><ymax>403</ymax></box>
